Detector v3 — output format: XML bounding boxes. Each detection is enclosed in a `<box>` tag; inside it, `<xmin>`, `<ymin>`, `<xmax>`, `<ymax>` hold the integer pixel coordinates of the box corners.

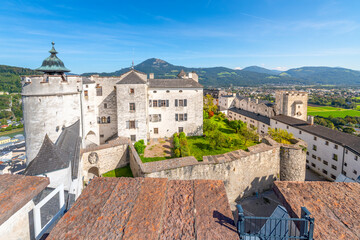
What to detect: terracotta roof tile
<box><xmin>274</xmin><ymin>181</ymin><xmax>360</xmax><ymax>240</ymax></box>
<box><xmin>48</xmin><ymin>177</ymin><xmax>238</xmax><ymax>240</ymax></box>
<box><xmin>0</xmin><ymin>174</ymin><xmax>49</xmax><ymax>225</ymax></box>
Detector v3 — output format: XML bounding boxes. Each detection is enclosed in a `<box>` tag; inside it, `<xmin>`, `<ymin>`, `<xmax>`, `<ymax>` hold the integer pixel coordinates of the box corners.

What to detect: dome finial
<box><xmin>52</xmin><ymin>41</ymin><xmax>55</xmax><ymax>46</ymax></box>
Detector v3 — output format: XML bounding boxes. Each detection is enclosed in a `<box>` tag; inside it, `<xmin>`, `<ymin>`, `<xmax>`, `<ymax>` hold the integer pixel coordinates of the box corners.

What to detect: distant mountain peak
<box><xmin>242</xmin><ymin>66</ymin><xmax>282</xmax><ymax>75</ymax></box>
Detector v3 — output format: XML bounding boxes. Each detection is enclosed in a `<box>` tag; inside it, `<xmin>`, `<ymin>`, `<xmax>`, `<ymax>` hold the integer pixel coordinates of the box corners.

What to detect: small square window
<box><xmin>84</xmin><ymin>90</ymin><xmax>88</xmax><ymax>97</ymax></box>
<box><xmin>104</xmin><ymin>103</ymin><xmax>107</xmax><ymax>108</ymax></box>
<box><xmin>322</xmin><ymin>169</ymin><xmax>328</xmax><ymax>175</ymax></box>
<box><xmin>344</xmin><ymin>162</ymin><xmax>347</xmax><ymax>167</ymax></box>
<box><xmin>312</xmin><ymin>154</ymin><xmax>316</xmax><ymax>159</ymax></box>
<box><xmin>130</xmin><ymin>135</ymin><xmax>136</xmax><ymax>142</ymax></box>
<box><xmin>299</xmin><ymin>130</ymin><xmax>302</xmax><ymax>134</ymax></box>
<box><xmin>129</xmin><ymin>121</ymin><xmax>136</xmax><ymax>129</ymax></box>
<box><xmin>325</xmin><ymin>141</ymin><xmax>329</xmax><ymax>146</ymax></box>
<box><xmin>129</xmin><ymin>103</ymin><xmax>135</xmax><ymax>111</ymax></box>
<box><xmin>314</xmin><ymin>136</ymin><xmax>317</xmax><ymax>141</ymax></box>
<box><xmin>355</xmin><ymin>156</ymin><xmax>358</xmax><ymax>161</ymax></box>
<box><xmin>331</xmin><ymin>165</ymin><xmax>337</xmax><ymax>170</ymax></box>
<box><xmin>334</xmin><ymin>144</ymin><xmax>338</xmax><ymax>149</ymax></box>
<box><xmin>130</xmin><ymin>88</ymin><xmax>135</xmax><ymax>94</ymax></box>
<box><xmin>154</xmin><ymin>128</ymin><xmax>158</xmax><ymax>134</ymax></box>
<box><xmin>333</xmin><ymin>154</ymin><xmax>338</xmax><ymax>161</ymax></box>
<box><xmin>286</xmin><ymin>126</ymin><xmax>289</xmax><ymax>129</ymax></box>
<box><xmin>100</xmin><ymin>134</ymin><xmax>104</xmax><ymax>138</ymax></box>
<box><xmin>311</xmin><ymin>163</ymin><xmax>316</xmax><ymax>168</ymax></box>
<box><xmin>86</xmin><ymin>85</ymin><xmax>88</xmax><ymax>88</ymax></box>
<box><xmin>330</xmin><ymin>174</ymin><xmax>336</xmax><ymax>180</ymax></box>
<box><xmin>313</xmin><ymin>145</ymin><xmax>317</xmax><ymax>151</ymax></box>
<box><xmin>342</xmin><ymin>171</ymin><xmax>347</xmax><ymax>176</ymax></box>
<box><xmin>323</xmin><ymin>160</ymin><xmax>328</xmax><ymax>165</ymax></box>
<box><xmin>354</xmin><ymin>170</ymin><xmax>358</xmax><ymax>175</ymax></box>
<box><xmin>178</xmin><ymin>127</ymin><xmax>183</xmax><ymax>132</ymax></box>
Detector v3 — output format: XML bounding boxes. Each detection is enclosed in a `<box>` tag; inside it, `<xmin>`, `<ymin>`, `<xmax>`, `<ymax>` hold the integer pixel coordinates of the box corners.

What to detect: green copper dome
<box><xmin>36</xmin><ymin>42</ymin><xmax>70</xmax><ymax>74</ymax></box>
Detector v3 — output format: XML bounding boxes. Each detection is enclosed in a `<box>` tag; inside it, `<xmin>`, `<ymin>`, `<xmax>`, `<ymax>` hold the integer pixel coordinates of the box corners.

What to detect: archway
<box><xmin>85</xmin><ymin>131</ymin><xmax>97</xmax><ymax>146</ymax></box>
<box><xmin>88</xmin><ymin>167</ymin><xmax>99</xmax><ymax>181</ymax></box>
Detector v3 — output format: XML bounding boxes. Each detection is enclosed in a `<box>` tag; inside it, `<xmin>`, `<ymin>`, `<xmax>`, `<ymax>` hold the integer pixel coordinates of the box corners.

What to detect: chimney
<box><xmin>308</xmin><ymin>116</ymin><xmax>314</xmax><ymax>125</ymax></box>
<box><xmin>248</xmin><ymin>97</ymin><xmax>251</xmax><ymax>102</ymax></box>
<box><xmin>255</xmin><ymin>99</ymin><xmax>259</xmax><ymax>104</ymax></box>
<box><xmin>149</xmin><ymin>73</ymin><xmax>154</xmax><ymax>79</ymax></box>
<box><xmin>191</xmin><ymin>71</ymin><xmax>199</xmax><ymax>82</ymax></box>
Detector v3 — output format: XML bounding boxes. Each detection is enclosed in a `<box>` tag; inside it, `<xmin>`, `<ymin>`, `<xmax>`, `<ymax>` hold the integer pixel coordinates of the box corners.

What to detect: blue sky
<box><xmin>1</xmin><ymin>0</ymin><xmax>360</xmax><ymax>73</ymax></box>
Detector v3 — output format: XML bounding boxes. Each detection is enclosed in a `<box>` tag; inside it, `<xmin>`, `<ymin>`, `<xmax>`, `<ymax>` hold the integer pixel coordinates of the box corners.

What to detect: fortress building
<box><xmin>22</xmin><ymin>43</ymin><xmax>203</xmax><ymax>164</ymax></box>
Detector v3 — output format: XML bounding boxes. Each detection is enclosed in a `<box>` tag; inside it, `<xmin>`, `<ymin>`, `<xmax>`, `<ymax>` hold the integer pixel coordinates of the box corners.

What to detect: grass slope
<box><xmin>188</xmin><ymin>117</ymin><xmax>257</xmax><ymax>160</ymax></box>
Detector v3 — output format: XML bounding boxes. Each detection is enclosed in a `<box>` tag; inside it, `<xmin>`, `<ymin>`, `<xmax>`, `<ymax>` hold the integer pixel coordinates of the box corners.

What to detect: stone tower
<box><xmin>22</xmin><ymin>42</ymin><xmax>83</xmax><ymax>163</ymax></box>
<box><xmin>275</xmin><ymin>91</ymin><xmax>308</xmax><ymax>121</ymax></box>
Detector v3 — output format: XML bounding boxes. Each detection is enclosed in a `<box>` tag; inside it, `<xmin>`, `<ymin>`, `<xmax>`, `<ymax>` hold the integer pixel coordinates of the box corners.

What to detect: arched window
<box><xmin>107</xmin><ymin>116</ymin><xmax>111</xmax><ymax>123</ymax></box>
<box><xmin>101</xmin><ymin>116</ymin><xmax>106</xmax><ymax>123</ymax></box>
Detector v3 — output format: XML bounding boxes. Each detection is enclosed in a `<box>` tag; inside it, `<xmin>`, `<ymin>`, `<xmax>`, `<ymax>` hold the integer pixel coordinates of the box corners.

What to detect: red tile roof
<box><xmin>0</xmin><ymin>174</ymin><xmax>49</xmax><ymax>225</ymax></box>
<box><xmin>274</xmin><ymin>181</ymin><xmax>360</xmax><ymax>240</ymax></box>
<box><xmin>48</xmin><ymin>177</ymin><xmax>238</xmax><ymax>240</ymax></box>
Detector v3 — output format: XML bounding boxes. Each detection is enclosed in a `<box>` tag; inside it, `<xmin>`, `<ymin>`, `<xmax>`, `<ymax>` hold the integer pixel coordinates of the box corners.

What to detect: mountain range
<box><xmin>1</xmin><ymin>58</ymin><xmax>360</xmax><ymax>93</ymax></box>
<box><xmin>82</xmin><ymin>58</ymin><xmax>360</xmax><ymax>87</ymax></box>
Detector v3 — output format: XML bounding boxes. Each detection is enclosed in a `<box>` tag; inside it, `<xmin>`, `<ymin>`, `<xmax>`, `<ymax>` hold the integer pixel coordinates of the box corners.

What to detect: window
<box><xmin>175</xmin><ymin>113</ymin><xmax>187</xmax><ymax>121</ymax></box>
<box><xmin>130</xmin><ymin>88</ymin><xmax>135</xmax><ymax>94</ymax></box>
<box><xmin>286</xmin><ymin>126</ymin><xmax>289</xmax><ymax>129</ymax></box>
<box><xmin>312</xmin><ymin>154</ymin><xmax>316</xmax><ymax>159</ymax></box>
<box><xmin>179</xmin><ymin>90</ymin><xmax>183</xmax><ymax>93</ymax></box>
<box><xmin>314</xmin><ymin>136</ymin><xmax>317</xmax><ymax>141</ymax></box>
<box><xmin>175</xmin><ymin>99</ymin><xmax>187</xmax><ymax>107</ymax></box>
<box><xmin>153</xmin><ymin>100</ymin><xmax>158</xmax><ymax>107</ymax></box>
<box><xmin>354</xmin><ymin>170</ymin><xmax>358</xmax><ymax>175</ymax></box>
<box><xmin>166</xmin><ymin>90</ymin><xmax>170</xmax><ymax>93</ymax></box>
<box><xmin>311</xmin><ymin>163</ymin><xmax>316</xmax><ymax>168</ymax></box>
<box><xmin>104</xmin><ymin>103</ymin><xmax>107</xmax><ymax>108</ymax></box>
<box><xmin>96</xmin><ymin>85</ymin><xmax>102</xmax><ymax>96</ymax></box>
<box><xmin>101</xmin><ymin>116</ymin><xmax>106</xmax><ymax>123</ymax></box>
<box><xmin>317</xmin><ymin>157</ymin><xmax>321</xmax><ymax>161</ymax></box>
<box><xmin>299</xmin><ymin>130</ymin><xmax>302</xmax><ymax>134</ymax></box>
<box><xmin>129</xmin><ymin>103</ymin><xmax>135</xmax><ymax>111</ymax></box>
<box><xmin>333</xmin><ymin>154</ymin><xmax>338</xmax><ymax>161</ymax></box>
<box><xmin>97</xmin><ymin>117</ymin><xmax>100</xmax><ymax>124</ymax></box>
<box><xmin>178</xmin><ymin>127</ymin><xmax>183</xmax><ymax>132</ymax></box>
<box><xmin>325</xmin><ymin>141</ymin><xmax>329</xmax><ymax>146</ymax></box>
<box><xmin>355</xmin><ymin>156</ymin><xmax>358</xmax><ymax>161</ymax></box>
<box><xmin>130</xmin><ymin>135</ymin><xmax>136</xmax><ymax>142</ymax></box>
<box><xmin>342</xmin><ymin>171</ymin><xmax>347</xmax><ymax>176</ymax></box>
<box><xmin>86</xmin><ymin>85</ymin><xmax>88</xmax><ymax>88</ymax></box>
<box><xmin>100</xmin><ymin>134</ymin><xmax>104</xmax><ymax>138</ymax></box>
<box><xmin>334</xmin><ymin>144</ymin><xmax>338</xmax><ymax>149</ymax></box>
<box><xmin>154</xmin><ymin>128</ymin><xmax>158</xmax><ymax>134</ymax></box>
<box><xmin>322</xmin><ymin>169</ymin><xmax>328</xmax><ymax>175</ymax></box>
<box><xmin>306</xmin><ymin>151</ymin><xmax>309</xmax><ymax>155</ymax></box>
<box><xmin>313</xmin><ymin>145</ymin><xmax>317</xmax><ymax>151</ymax></box>
<box><xmin>344</xmin><ymin>162</ymin><xmax>347</xmax><ymax>167</ymax></box>
<box><xmin>84</xmin><ymin>90</ymin><xmax>88</xmax><ymax>97</ymax></box>
<box><xmin>149</xmin><ymin>114</ymin><xmax>161</xmax><ymax>122</ymax></box>
<box><xmin>129</xmin><ymin>120</ymin><xmax>136</xmax><ymax>129</ymax></box>
<box><xmin>345</xmin><ymin>149</ymin><xmax>348</xmax><ymax>154</ymax></box>
<box><xmin>331</xmin><ymin>165</ymin><xmax>337</xmax><ymax>170</ymax></box>
<box><xmin>159</xmin><ymin>100</ymin><xmax>167</xmax><ymax>107</ymax></box>
<box><xmin>323</xmin><ymin>160</ymin><xmax>328</xmax><ymax>165</ymax></box>
<box><xmin>153</xmin><ymin>91</ymin><xmax>157</xmax><ymax>93</ymax></box>
<box><xmin>330</xmin><ymin>174</ymin><xmax>336</xmax><ymax>180</ymax></box>
<box><xmin>107</xmin><ymin>116</ymin><xmax>110</xmax><ymax>123</ymax></box>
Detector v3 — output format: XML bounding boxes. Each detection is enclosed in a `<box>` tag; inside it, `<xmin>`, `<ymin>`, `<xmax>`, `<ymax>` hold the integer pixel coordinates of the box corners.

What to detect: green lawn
<box><xmin>0</xmin><ymin>128</ymin><xmax>24</xmax><ymax>137</ymax></box>
<box><xmin>308</xmin><ymin>106</ymin><xmax>360</xmax><ymax>118</ymax></box>
<box><xmin>188</xmin><ymin>117</ymin><xmax>257</xmax><ymax>161</ymax></box>
<box><xmin>102</xmin><ymin>165</ymin><xmax>133</xmax><ymax>177</ymax></box>
<box><xmin>140</xmin><ymin>156</ymin><xmax>172</xmax><ymax>163</ymax></box>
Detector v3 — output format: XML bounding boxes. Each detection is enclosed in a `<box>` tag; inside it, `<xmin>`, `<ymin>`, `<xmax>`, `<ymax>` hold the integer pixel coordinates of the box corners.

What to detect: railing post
<box><xmin>236</xmin><ymin>204</ymin><xmax>245</xmax><ymax>239</ymax></box>
<box><xmin>300</xmin><ymin>207</ymin><xmax>314</xmax><ymax>240</ymax></box>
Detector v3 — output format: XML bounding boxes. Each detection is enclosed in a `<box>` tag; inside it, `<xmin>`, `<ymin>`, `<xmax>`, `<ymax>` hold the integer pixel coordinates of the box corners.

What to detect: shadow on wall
<box><xmin>236</xmin><ymin>175</ymin><xmax>277</xmax><ymax>202</ymax></box>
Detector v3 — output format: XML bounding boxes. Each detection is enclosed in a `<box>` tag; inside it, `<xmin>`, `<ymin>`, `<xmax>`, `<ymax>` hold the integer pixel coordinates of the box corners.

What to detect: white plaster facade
<box><xmin>271</xmin><ymin>119</ymin><xmax>360</xmax><ymax>181</ymax></box>
<box><xmin>275</xmin><ymin>91</ymin><xmax>308</xmax><ymax>121</ymax></box>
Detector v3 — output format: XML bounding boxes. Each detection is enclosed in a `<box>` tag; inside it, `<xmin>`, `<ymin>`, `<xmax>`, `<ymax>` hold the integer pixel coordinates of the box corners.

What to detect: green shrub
<box><xmin>268</xmin><ymin>128</ymin><xmax>294</xmax><ymax>144</ymax></box>
<box><xmin>179</xmin><ymin>131</ymin><xmax>186</xmax><ymax>139</ymax></box>
<box><xmin>173</xmin><ymin>136</ymin><xmax>180</xmax><ymax>149</ymax></box>
<box><xmin>174</xmin><ymin>148</ymin><xmax>181</xmax><ymax>158</ymax></box>
<box><xmin>203</xmin><ymin>119</ymin><xmax>218</xmax><ymax>133</ymax></box>
<box><xmin>134</xmin><ymin>139</ymin><xmax>146</xmax><ymax>154</ymax></box>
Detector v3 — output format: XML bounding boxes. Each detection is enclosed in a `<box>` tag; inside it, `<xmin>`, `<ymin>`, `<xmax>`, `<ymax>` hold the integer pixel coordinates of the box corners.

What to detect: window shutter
<box><xmin>175</xmin><ymin>114</ymin><xmax>178</xmax><ymax>121</ymax></box>
<box><xmin>135</xmin><ymin>121</ymin><xmax>138</xmax><ymax>128</ymax></box>
<box><xmin>175</xmin><ymin>99</ymin><xmax>178</xmax><ymax>107</ymax></box>
<box><xmin>126</xmin><ymin>121</ymin><xmax>129</xmax><ymax>129</ymax></box>
<box><xmin>185</xmin><ymin>113</ymin><xmax>187</xmax><ymax>121</ymax></box>
<box><xmin>149</xmin><ymin>100</ymin><xmax>152</xmax><ymax>107</ymax></box>
<box><xmin>184</xmin><ymin>99</ymin><xmax>187</xmax><ymax>106</ymax></box>
<box><xmin>107</xmin><ymin>116</ymin><xmax>111</xmax><ymax>123</ymax></box>
<box><xmin>166</xmin><ymin>100</ymin><xmax>169</xmax><ymax>107</ymax></box>
<box><xmin>97</xmin><ymin>117</ymin><xmax>100</xmax><ymax>124</ymax></box>
<box><xmin>159</xmin><ymin>114</ymin><xmax>162</xmax><ymax>122</ymax></box>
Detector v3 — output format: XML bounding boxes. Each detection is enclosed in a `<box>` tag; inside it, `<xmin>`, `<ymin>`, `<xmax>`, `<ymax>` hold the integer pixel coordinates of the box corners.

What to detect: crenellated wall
<box><xmin>129</xmin><ymin>137</ymin><xmax>307</xmax><ymax>203</ymax></box>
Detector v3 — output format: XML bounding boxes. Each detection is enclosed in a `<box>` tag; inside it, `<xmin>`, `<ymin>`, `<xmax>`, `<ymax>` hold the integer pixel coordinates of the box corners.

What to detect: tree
<box><xmin>343</xmin><ymin>127</ymin><xmax>355</xmax><ymax>134</ymax></box>
<box><xmin>268</xmin><ymin>128</ymin><xmax>294</xmax><ymax>144</ymax></box>
<box><xmin>228</xmin><ymin>120</ymin><xmax>246</xmax><ymax>133</ymax></box>
<box><xmin>204</xmin><ymin>94</ymin><xmax>218</xmax><ymax>113</ymax></box>
<box><xmin>134</xmin><ymin>140</ymin><xmax>146</xmax><ymax>154</ymax></box>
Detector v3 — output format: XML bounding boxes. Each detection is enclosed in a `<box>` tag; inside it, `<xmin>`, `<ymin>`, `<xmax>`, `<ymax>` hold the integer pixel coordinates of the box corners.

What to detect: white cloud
<box><xmin>234</xmin><ymin>67</ymin><xmax>242</xmax><ymax>70</ymax></box>
<box><xmin>273</xmin><ymin>67</ymin><xmax>288</xmax><ymax>71</ymax></box>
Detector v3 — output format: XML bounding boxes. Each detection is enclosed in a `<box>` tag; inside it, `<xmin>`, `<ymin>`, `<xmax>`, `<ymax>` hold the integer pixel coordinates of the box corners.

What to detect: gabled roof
<box><xmin>149</xmin><ymin>78</ymin><xmax>203</xmax><ymax>88</ymax></box>
<box><xmin>48</xmin><ymin>178</ymin><xmax>237</xmax><ymax>240</ymax></box>
<box><xmin>117</xmin><ymin>71</ymin><xmax>146</xmax><ymax>84</ymax></box>
<box><xmin>24</xmin><ymin>120</ymin><xmax>81</xmax><ymax>178</ymax></box>
<box><xmin>177</xmin><ymin>69</ymin><xmax>186</xmax><ymax>78</ymax></box>
<box><xmin>271</xmin><ymin>114</ymin><xmax>360</xmax><ymax>155</ymax></box>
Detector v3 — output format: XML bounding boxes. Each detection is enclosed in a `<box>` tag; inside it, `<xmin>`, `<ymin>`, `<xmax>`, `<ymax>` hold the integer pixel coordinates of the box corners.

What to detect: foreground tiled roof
<box><xmin>0</xmin><ymin>174</ymin><xmax>49</xmax><ymax>225</ymax></box>
<box><xmin>229</xmin><ymin>107</ymin><xmax>271</xmax><ymax>125</ymax></box>
<box><xmin>274</xmin><ymin>181</ymin><xmax>360</xmax><ymax>240</ymax></box>
<box><xmin>48</xmin><ymin>177</ymin><xmax>238</xmax><ymax>240</ymax></box>
<box><xmin>272</xmin><ymin>114</ymin><xmax>360</xmax><ymax>155</ymax></box>
<box><xmin>149</xmin><ymin>78</ymin><xmax>203</xmax><ymax>88</ymax></box>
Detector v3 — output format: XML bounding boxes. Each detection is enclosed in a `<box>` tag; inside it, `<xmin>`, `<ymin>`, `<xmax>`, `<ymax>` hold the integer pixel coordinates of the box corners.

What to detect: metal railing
<box><xmin>237</xmin><ymin>205</ymin><xmax>314</xmax><ymax>240</ymax></box>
